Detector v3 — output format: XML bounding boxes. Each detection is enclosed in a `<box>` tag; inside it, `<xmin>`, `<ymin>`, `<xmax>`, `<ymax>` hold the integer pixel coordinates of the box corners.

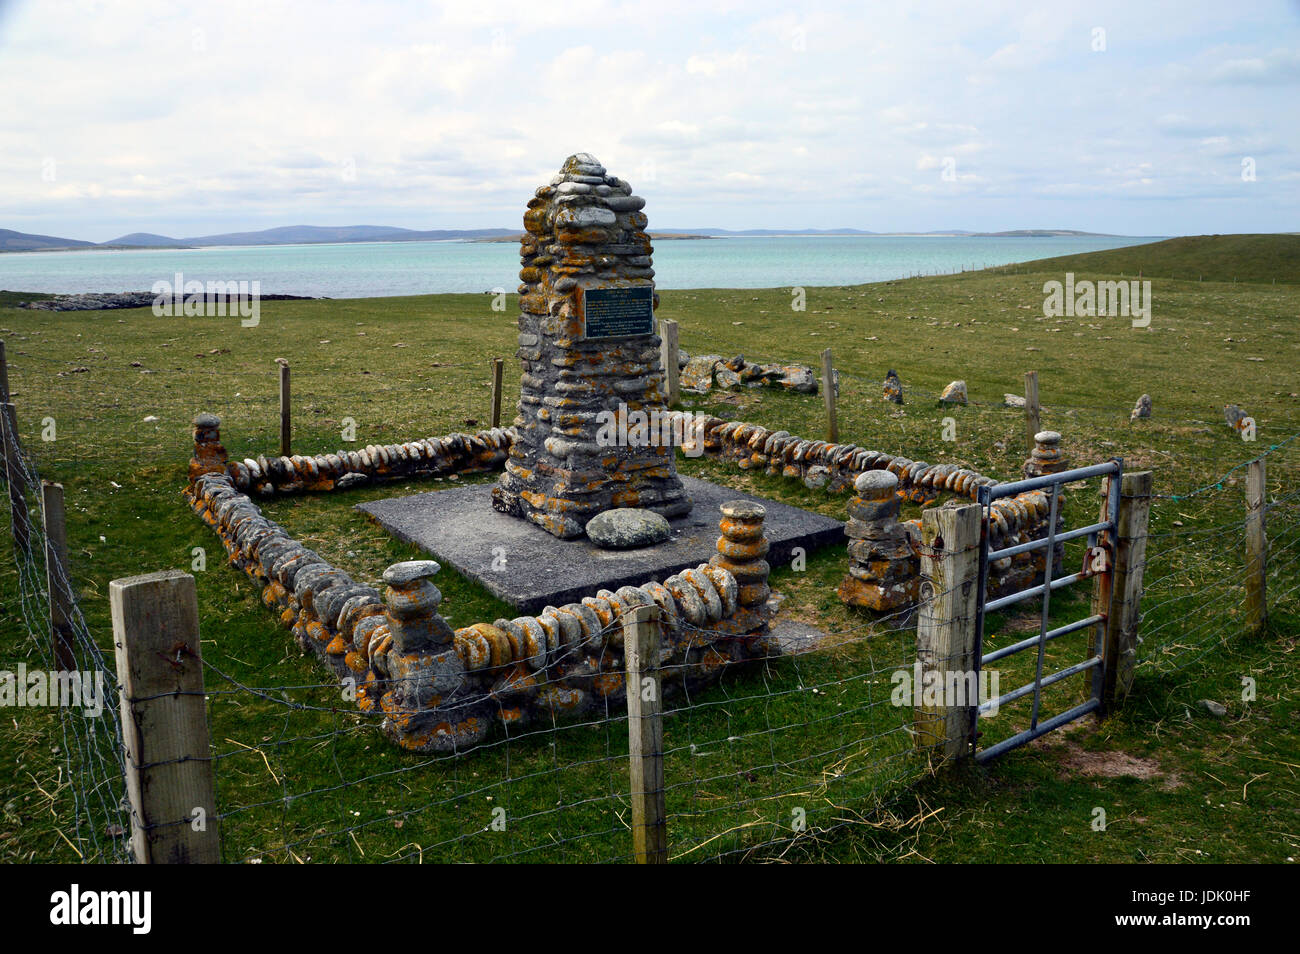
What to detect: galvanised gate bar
<box><xmin>973</xmin><ymin>459</ymin><xmax>1123</xmax><ymax>762</ymax></box>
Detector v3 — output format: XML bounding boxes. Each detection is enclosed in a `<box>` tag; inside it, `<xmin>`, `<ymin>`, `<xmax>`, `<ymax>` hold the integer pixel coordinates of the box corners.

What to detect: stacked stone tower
<box><xmin>492</xmin><ymin>153</ymin><xmax>692</xmax><ymax>537</ymax></box>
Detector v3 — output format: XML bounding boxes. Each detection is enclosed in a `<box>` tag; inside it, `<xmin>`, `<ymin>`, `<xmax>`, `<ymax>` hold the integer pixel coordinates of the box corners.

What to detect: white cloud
<box><xmin>0</xmin><ymin>0</ymin><xmax>1295</xmax><ymax>238</ymax></box>
<box><xmin>1210</xmin><ymin>48</ymin><xmax>1300</xmax><ymax>84</ymax></box>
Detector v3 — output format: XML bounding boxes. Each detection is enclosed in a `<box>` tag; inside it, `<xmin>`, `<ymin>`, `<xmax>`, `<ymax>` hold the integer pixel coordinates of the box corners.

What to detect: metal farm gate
<box><xmin>972</xmin><ymin>460</ymin><xmax>1123</xmax><ymax>762</ymax></box>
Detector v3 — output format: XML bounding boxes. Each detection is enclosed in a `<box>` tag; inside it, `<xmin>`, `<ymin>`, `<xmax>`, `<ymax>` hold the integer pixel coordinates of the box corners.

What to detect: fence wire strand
<box><xmin>2</xmin><ymin>342</ymin><xmax>1297</xmax><ymax>863</ymax></box>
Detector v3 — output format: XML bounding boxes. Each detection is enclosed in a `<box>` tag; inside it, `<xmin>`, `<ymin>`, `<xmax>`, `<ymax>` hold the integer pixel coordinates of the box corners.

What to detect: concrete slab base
<box><xmin>357</xmin><ymin>476</ymin><xmax>844</xmax><ymax>614</ymax></box>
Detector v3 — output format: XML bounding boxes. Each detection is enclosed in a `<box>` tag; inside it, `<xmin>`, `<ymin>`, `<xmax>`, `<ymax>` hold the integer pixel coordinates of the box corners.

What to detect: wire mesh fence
<box><xmin>0</xmin><ymin>407</ymin><xmax>132</xmax><ymax>862</ymax></box>
<box><xmin>1138</xmin><ymin>477</ymin><xmax>1300</xmax><ymax>676</ymax></box>
<box><xmin>180</xmin><ymin>601</ymin><xmax>929</xmax><ymax>864</ymax></box>
<box><xmin>2</xmin><ymin>341</ymin><xmax>1298</xmax><ymax>863</ymax></box>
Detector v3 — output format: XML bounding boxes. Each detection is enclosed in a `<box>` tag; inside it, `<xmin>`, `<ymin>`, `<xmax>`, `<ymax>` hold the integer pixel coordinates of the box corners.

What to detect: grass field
<box><xmin>1</xmin><ymin>234</ymin><xmax>1298</xmax><ymax>863</ymax></box>
<box><xmin>990</xmin><ymin>232</ymin><xmax>1300</xmax><ymax>285</ymax></box>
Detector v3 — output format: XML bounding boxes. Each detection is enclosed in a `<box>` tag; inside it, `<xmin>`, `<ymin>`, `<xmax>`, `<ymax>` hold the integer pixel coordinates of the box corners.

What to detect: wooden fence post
<box><xmin>1245</xmin><ymin>458</ymin><xmax>1268</xmax><ymax>634</ymax></box>
<box><xmin>821</xmin><ymin>348</ymin><xmax>838</xmax><ymax>444</ymax></box>
<box><xmin>41</xmin><ymin>481</ymin><xmax>75</xmax><ymax>672</ymax></box>
<box><xmin>277</xmin><ymin>358</ymin><xmax>291</xmax><ymax>458</ymax></box>
<box><xmin>659</xmin><ymin>319</ymin><xmax>680</xmax><ymax>408</ymax></box>
<box><xmin>1095</xmin><ymin>470</ymin><xmax>1153</xmax><ymax>707</ymax></box>
<box><xmin>110</xmin><ymin>570</ymin><xmax>221</xmax><ymax>864</ymax></box>
<box><xmin>623</xmin><ymin>603</ymin><xmax>666</xmax><ymax>863</ymax></box>
<box><xmin>1</xmin><ymin>401</ymin><xmax>32</xmax><ymax>562</ymax></box>
<box><xmin>914</xmin><ymin>502</ymin><xmax>982</xmax><ymax>760</ymax></box>
<box><xmin>1024</xmin><ymin>370</ymin><xmax>1041</xmax><ymax>455</ymax></box>
<box><xmin>0</xmin><ymin>338</ymin><xmax>9</xmax><ymax>404</ymax></box>
<box><xmin>490</xmin><ymin>357</ymin><xmax>504</xmax><ymax>429</ymax></box>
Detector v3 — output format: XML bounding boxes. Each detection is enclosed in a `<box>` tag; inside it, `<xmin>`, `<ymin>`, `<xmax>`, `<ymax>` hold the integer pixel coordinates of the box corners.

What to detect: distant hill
<box><xmin>998</xmin><ymin>233</ymin><xmax>1300</xmax><ymax>284</ymax></box>
<box><xmin>0</xmin><ymin>229</ymin><xmax>96</xmax><ymax>251</ymax></box>
<box><xmin>0</xmin><ymin>221</ymin><xmax>1169</xmax><ymax>252</ymax></box>
<box><xmin>108</xmin><ymin>225</ymin><xmax>520</xmax><ymax>248</ymax></box>
<box><xmin>104</xmin><ymin>232</ymin><xmax>192</xmax><ymax>247</ymax></box>
<box><xmin>4</xmin><ymin>225</ymin><xmax>522</xmax><ymax>252</ymax></box>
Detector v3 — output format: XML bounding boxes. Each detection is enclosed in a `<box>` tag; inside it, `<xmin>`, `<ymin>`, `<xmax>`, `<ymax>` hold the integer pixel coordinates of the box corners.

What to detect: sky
<box><xmin>1</xmin><ymin>0</ymin><xmax>1298</xmax><ymax>241</ymax></box>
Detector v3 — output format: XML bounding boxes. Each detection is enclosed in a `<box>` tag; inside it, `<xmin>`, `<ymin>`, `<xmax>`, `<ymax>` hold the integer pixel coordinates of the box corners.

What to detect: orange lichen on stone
<box><xmin>537</xmin><ymin>685</ymin><xmax>585</xmax><ymax>713</ymax></box>
<box><xmin>592</xmin><ymin>672</ymin><xmax>625</xmax><ymax>697</ymax></box>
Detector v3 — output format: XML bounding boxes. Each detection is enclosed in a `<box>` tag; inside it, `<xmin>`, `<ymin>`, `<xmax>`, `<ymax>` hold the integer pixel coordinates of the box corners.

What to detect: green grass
<box><xmin>995</xmin><ymin>232</ymin><xmax>1300</xmax><ymax>285</ymax></box>
<box><xmin>1</xmin><ymin>235</ymin><xmax>1298</xmax><ymax>863</ymax></box>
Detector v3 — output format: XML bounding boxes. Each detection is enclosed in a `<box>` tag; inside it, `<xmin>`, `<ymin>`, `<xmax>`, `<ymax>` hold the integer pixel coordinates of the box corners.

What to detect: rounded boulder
<box><xmin>585</xmin><ymin>508</ymin><xmax>671</xmax><ymax>550</ymax></box>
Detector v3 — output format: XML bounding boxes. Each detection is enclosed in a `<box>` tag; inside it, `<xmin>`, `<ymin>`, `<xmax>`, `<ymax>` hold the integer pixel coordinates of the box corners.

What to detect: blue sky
<box><xmin>1</xmin><ymin>0</ymin><xmax>1297</xmax><ymax>240</ymax></box>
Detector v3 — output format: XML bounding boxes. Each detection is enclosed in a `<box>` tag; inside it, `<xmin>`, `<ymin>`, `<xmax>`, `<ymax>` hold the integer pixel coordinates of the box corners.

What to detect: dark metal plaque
<box><xmin>581</xmin><ymin>285</ymin><xmax>654</xmax><ymax>339</ymax></box>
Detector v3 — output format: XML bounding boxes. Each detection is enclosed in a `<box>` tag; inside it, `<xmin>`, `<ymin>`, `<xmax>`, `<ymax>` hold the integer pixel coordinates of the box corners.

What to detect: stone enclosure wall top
<box><xmin>492</xmin><ymin>153</ymin><xmax>691</xmax><ymax>538</ymax></box>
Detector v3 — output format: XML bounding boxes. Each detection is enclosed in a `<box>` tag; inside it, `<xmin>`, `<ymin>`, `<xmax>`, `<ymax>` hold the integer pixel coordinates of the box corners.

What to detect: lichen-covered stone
<box><xmin>939</xmin><ymin>380</ymin><xmax>968</xmax><ymax>404</ymax></box>
<box><xmin>493</xmin><ymin>155</ymin><xmax>692</xmax><ymax>537</ymax></box>
<box><xmin>681</xmin><ymin>354</ymin><xmax>721</xmax><ymax>393</ymax></box>
<box><xmin>803</xmin><ymin>464</ymin><xmax>831</xmax><ymax>489</ymax></box>
<box><xmin>883</xmin><ymin>369</ymin><xmax>904</xmax><ymax>404</ymax></box>
<box><xmin>839</xmin><ymin>469</ymin><xmax>917</xmax><ymax>612</ymax></box>
<box><xmin>584</xmin><ymin>507</ymin><xmax>672</xmax><ymax>549</ymax></box>
<box><xmin>1024</xmin><ymin>430</ymin><xmax>1069</xmax><ymax>478</ymax></box>
<box><xmin>775</xmin><ymin>365</ymin><xmax>817</xmax><ymax>394</ymax></box>
<box><xmin>189</xmin><ymin>413</ymin><xmax>228</xmax><ymax>482</ymax></box>
<box><xmin>1224</xmin><ymin>404</ymin><xmax>1249</xmax><ymax>431</ymax></box>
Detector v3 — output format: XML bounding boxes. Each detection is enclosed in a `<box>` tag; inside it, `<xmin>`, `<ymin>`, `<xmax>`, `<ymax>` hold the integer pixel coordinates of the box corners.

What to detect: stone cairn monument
<box><xmin>492</xmin><ymin>153</ymin><xmax>692</xmax><ymax>538</ymax></box>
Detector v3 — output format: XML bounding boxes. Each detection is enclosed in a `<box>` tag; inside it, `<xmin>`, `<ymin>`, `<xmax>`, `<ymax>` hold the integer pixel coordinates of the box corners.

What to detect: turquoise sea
<box><xmin>0</xmin><ymin>235</ymin><xmax>1162</xmax><ymax>298</ymax></box>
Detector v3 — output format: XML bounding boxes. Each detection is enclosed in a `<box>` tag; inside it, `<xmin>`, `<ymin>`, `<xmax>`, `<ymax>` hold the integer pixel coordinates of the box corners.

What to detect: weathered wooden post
<box><xmin>1</xmin><ymin>401</ymin><xmax>32</xmax><ymax>561</ymax></box>
<box><xmin>821</xmin><ymin>347</ymin><xmax>838</xmax><ymax>444</ymax></box>
<box><xmin>659</xmin><ymin>318</ymin><xmax>680</xmax><ymax>408</ymax></box>
<box><xmin>277</xmin><ymin>358</ymin><xmax>291</xmax><ymax>458</ymax></box>
<box><xmin>914</xmin><ymin>502</ymin><xmax>982</xmax><ymax>760</ymax></box>
<box><xmin>623</xmin><ymin>602</ymin><xmax>666</xmax><ymax>863</ymax></box>
<box><xmin>0</xmin><ymin>339</ymin><xmax>9</xmax><ymax>404</ymax></box>
<box><xmin>490</xmin><ymin>357</ymin><xmax>504</xmax><ymax>429</ymax></box>
<box><xmin>1094</xmin><ymin>470</ymin><xmax>1153</xmax><ymax>707</ymax></box>
<box><xmin>110</xmin><ymin>570</ymin><xmax>221</xmax><ymax>863</ymax></box>
<box><xmin>41</xmin><ymin>481</ymin><xmax>75</xmax><ymax>672</ymax></box>
<box><xmin>1245</xmin><ymin>458</ymin><xmax>1268</xmax><ymax>634</ymax></box>
<box><xmin>1024</xmin><ymin>370</ymin><xmax>1041</xmax><ymax>455</ymax></box>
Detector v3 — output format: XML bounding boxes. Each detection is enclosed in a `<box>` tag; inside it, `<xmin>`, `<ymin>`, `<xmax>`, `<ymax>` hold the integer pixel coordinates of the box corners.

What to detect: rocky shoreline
<box><xmin>18</xmin><ymin>290</ymin><xmax>319</xmax><ymax>311</ymax></box>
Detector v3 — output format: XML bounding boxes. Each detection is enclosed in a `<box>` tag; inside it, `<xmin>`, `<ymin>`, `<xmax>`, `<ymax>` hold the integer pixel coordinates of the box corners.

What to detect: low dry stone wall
<box><xmin>187</xmin><ymin>398</ymin><xmax>1069</xmax><ymax>738</ymax></box>
<box><xmin>186</xmin><ymin>416</ymin><xmax>777</xmax><ymax>754</ymax></box>
<box><xmin>666</xmin><ymin>411</ymin><xmax>1063</xmax><ymax>610</ymax></box>
<box><xmin>190</xmin><ymin>413</ymin><xmax>512</xmax><ymax>496</ymax></box>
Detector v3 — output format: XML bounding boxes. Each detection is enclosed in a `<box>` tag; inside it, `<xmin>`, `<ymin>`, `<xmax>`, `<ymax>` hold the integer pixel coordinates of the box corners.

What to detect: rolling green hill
<box><xmin>997</xmin><ymin>232</ymin><xmax>1300</xmax><ymax>284</ymax></box>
